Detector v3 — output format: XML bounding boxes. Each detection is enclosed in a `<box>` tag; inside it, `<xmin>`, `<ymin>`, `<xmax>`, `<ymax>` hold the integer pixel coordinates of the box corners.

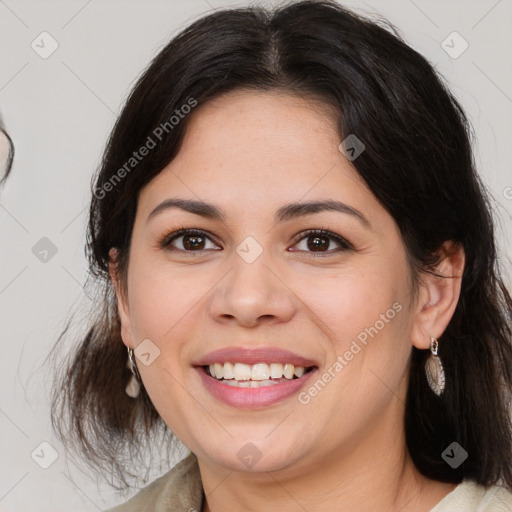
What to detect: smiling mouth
<box><xmin>203</xmin><ymin>362</ymin><xmax>316</xmax><ymax>388</ymax></box>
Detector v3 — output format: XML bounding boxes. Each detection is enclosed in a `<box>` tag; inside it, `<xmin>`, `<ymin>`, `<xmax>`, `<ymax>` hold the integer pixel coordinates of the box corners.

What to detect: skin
<box><xmin>110</xmin><ymin>90</ymin><xmax>465</xmax><ymax>512</ymax></box>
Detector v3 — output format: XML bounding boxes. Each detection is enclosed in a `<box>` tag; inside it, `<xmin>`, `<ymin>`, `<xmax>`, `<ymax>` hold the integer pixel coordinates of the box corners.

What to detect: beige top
<box><xmin>105</xmin><ymin>453</ymin><xmax>512</xmax><ymax>512</ymax></box>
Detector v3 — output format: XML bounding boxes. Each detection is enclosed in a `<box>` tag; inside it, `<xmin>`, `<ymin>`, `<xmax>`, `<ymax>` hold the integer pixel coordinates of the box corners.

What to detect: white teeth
<box><xmin>294</xmin><ymin>366</ymin><xmax>305</xmax><ymax>377</ymax></box>
<box><xmin>214</xmin><ymin>363</ymin><xmax>224</xmax><ymax>379</ymax></box>
<box><xmin>223</xmin><ymin>362</ymin><xmax>235</xmax><ymax>379</ymax></box>
<box><xmin>270</xmin><ymin>363</ymin><xmax>283</xmax><ymax>379</ymax></box>
<box><xmin>233</xmin><ymin>363</ymin><xmax>252</xmax><ymax>381</ymax></box>
<box><xmin>283</xmin><ymin>364</ymin><xmax>295</xmax><ymax>379</ymax></box>
<box><xmin>223</xmin><ymin>379</ymin><xmax>284</xmax><ymax>388</ymax></box>
<box><xmin>207</xmin><ymin>362</ymin><xmax>309</xmax><ymax>382</ymax></box>
<box><xmin>251</xmin><ymin>363</ymin><xmax>270</xmax><ymax>380</ymax></box>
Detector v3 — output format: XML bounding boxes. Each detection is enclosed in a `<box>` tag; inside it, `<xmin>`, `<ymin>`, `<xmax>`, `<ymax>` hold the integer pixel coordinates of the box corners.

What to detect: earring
<box><xmin>425</xmin><ymin>337</ymin><xmax>445</xmax><ymax>396</ymax></box>
<box><xmin>125</xmin><ymin>347</ymin><xmax>141</xmax><ymax>398</ymax></box>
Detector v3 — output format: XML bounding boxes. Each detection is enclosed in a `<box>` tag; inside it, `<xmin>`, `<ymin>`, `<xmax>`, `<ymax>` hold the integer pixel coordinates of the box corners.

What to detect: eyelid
<box><xmin>293</xmin><ymin>228</ymin><xmax>355</xmax><ymax>258</ymax></box>
<box><xmin>290</xmin><ymin>228</ymin><xmax>354</xmax><ymax>251</ymax></box>
<box><xmin>158</xmin><ymin>227</ymin><xmax>220</xmax><ymax>250</ymax></box>
<box><xmin>158</xmin><ymin>226</ymin><xmax>354</xmax><ymax>255</ymax></box>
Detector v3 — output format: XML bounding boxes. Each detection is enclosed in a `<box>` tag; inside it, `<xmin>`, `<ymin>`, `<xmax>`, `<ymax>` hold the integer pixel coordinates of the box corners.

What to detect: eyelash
<box><xmin>291</xmin><ymin>229</ymin><xmax>353</xmax><ymax>256</ymax></box>
<box><xmin>158</xmin><ymin>226</ymin><xmax>354</xmax><ymax>258</ymax></box>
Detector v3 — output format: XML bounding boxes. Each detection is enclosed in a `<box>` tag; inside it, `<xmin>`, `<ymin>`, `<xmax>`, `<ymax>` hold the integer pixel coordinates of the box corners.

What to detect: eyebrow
<box><xmin>147</xmin><ymin>197</ymin><xmax>371</xmax><ymax>227</ymax></box>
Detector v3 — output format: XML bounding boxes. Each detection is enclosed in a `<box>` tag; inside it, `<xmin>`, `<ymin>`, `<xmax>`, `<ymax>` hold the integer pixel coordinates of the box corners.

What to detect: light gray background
<box><xmin>1</xmin><ymin>0</ymin><xmax>511</xmax><ymax>510</ymax></box>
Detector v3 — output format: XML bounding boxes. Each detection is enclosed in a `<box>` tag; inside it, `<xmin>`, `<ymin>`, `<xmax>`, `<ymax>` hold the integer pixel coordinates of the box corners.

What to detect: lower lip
<box><xmin>195</xmin><ymin>367</ymin><xmax>317</xmax><ymax>409</ymax></box>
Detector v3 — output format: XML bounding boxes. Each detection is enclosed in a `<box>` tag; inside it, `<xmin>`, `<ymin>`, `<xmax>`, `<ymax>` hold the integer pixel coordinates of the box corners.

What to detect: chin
<box><xmin>198</xmin><ymin>436</ymin><xmax>308</xmax><ymax>474</ymax></box>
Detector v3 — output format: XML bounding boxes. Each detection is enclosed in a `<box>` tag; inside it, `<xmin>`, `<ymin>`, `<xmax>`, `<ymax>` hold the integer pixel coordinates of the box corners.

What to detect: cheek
<box><xmin>125</xmin><ymin>262</ymin><xmax>197</xmax><ymax>416</ymax></box>
<box><xmin>294</xmin><ymin>260</ymin><xmax>413</xmax><ymax>406</ymax></box>
<box><xmin>302</xmin><ymin>270</ymin><xmax>411</xmax><ymax>418</ymax></box>
<box><xmin>294</xmin><ymin>264</ymin><xmax>406</xmax><ymax>345</ymax></box>
<box><xmin>126</xmin><ymin>257</ymin><xmax>205</xmax><ymax>341</ymax></box>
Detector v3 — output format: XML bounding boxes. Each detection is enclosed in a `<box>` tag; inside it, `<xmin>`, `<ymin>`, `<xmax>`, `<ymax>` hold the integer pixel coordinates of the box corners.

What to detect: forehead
<box><xmin>138</xmin><ymin>90</ymin><xmax>375</xmax><ymax>223</ymax></box>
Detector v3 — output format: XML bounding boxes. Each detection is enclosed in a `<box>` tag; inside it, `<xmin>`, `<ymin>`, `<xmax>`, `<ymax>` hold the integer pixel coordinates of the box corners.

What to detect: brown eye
<box><xmin>181</xmin><ymin>233</ymin><xmax>206</xmax><ymax>250</ymax></box>
<box><xmin>306</xmin><ymin>235</ymin><xmax>330</xmax><ymax>251</ymax></box>
<box><xmin>160</xmin><ymin>228</ymin><xmax>220</xmax><ymax>253</ymax></box>
<box><xmin>291</xmin><ymin>229</ymin><xmax>353</xmax><ymax>257</ymax></box>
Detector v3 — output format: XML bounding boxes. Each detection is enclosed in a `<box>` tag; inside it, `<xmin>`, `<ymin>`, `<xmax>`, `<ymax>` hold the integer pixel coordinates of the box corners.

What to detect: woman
<box><xmin>51</xmin><ymin>1</ymin><xmax>512</xmax><ymax>510</ymax></box>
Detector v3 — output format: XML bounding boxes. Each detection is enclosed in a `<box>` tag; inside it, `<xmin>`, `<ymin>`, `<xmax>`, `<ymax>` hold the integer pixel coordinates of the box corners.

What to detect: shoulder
<box><xmin>104</xmin><ymin>453</ymin><xmax>203</xmax><ymax>512</ymax></box>
<box><xmin>431</xmin><ymin>479</ymin><xmax>512</xmax><ymax>511</ymax></box>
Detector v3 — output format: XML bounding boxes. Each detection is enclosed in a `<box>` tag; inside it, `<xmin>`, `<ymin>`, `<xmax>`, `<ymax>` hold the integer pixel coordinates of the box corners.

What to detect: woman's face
<box><xmin>115</xmin><ymin>90</ymin><xmax>423</xmax><ymax>474</ymax></box>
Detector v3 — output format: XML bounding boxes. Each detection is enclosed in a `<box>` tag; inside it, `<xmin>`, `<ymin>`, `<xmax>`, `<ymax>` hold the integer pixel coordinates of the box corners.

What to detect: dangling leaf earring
<box><xmin>125</xmin><ymin>347</ymin><xmax>141</xmax><ymax>398</ymax></box>
<box><xmin>425</xmin><ymin>337</ymin><xmax>445</xmax><ymax>396</ymax></box>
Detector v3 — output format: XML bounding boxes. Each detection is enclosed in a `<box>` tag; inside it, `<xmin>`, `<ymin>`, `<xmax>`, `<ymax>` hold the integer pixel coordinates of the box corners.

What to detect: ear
<box><xmin>108</xmin><ymin>247</ymin><xmax>135</xmax><ymax>350</ymax></box>
<box><xmin>410</xmin><ymin>241</ymin><xmax>465</xmax><ymax>349</ymax></box>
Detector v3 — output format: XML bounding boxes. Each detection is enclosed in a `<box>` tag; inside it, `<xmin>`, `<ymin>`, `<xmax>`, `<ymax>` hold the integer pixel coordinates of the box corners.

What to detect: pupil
<box><xmin>184</xmin><ymin>235</ymin><xmax>204</xmax><ymax>250</ymax></box>
<box><xmin>182</xmin><ymin>235</ymin><xmax>329</xmax><ymax>251</ymax></box>
<box><xmin>308</xmin><ymin>236</ymin><xmax>328</xmax><ymax>251</ymax></box>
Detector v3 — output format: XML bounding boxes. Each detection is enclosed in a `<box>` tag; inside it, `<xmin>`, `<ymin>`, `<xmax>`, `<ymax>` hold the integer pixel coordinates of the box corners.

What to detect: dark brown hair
<box><xmin>50</xmin><ymin>0</ymin><xmax>512</xmax><ymax>491</ymax></box>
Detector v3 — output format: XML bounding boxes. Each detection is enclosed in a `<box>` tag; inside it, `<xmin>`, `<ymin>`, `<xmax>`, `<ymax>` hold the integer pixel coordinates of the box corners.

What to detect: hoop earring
<box><xmin>125</xmin><ymin>347</ymin><xmax>141</xmax><ymax>398</ymax></box>
<box><xmin>425</xmin><ymin>337</ymin><xmax>445</xmax><ymax>396</ymax></box>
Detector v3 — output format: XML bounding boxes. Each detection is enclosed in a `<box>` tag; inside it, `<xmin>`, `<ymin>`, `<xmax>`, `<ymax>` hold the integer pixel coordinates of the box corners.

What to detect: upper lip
<box><xmin>193</xmin><ymin>347</ymin><xmax>319</xmax><ymax>367</ymax></box>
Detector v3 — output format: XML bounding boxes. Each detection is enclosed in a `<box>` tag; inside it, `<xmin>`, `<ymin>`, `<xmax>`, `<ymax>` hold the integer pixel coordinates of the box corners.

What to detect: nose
<box><xmin>208</xmin><ymin>249</ymin><xmax>297</xmax><ymax>328</ymax></box>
